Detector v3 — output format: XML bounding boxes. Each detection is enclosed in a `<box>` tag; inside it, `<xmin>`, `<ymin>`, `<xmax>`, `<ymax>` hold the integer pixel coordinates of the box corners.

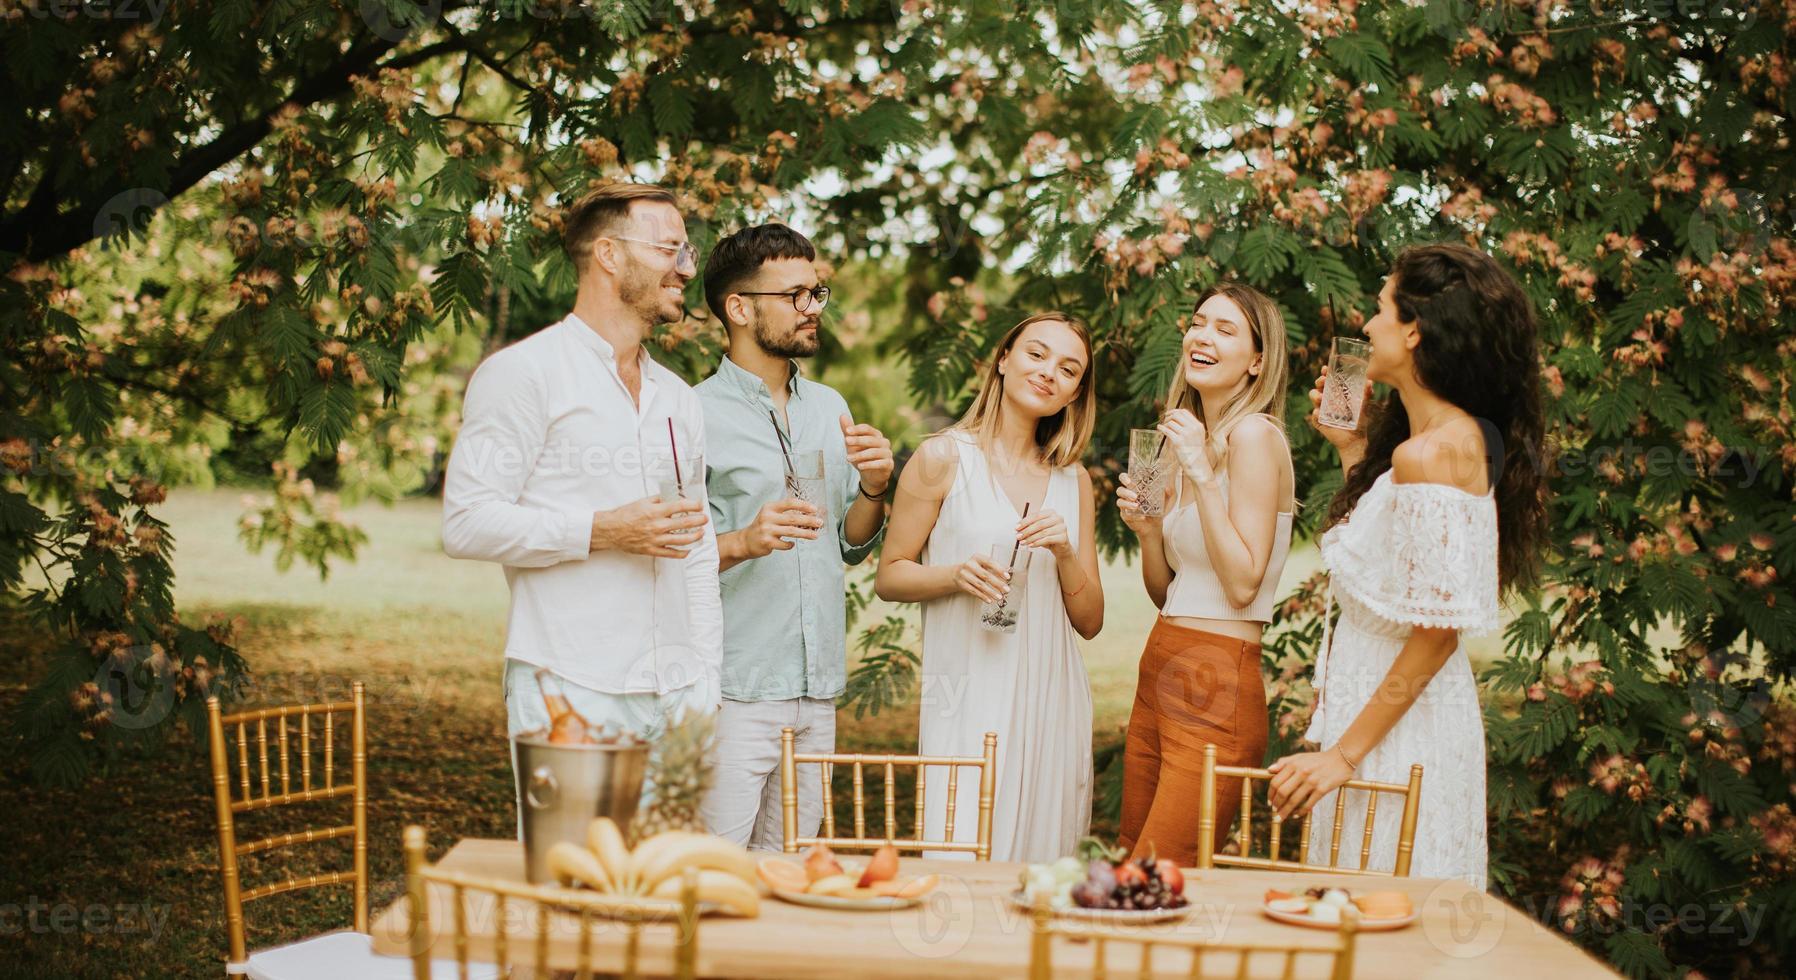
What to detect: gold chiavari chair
<box><xmin>403</xmin><ymin>825</ymin><xmax>701</xmax><ymax>980</ymax></box>
<box><xmin>1028</xmin><ymin>896</ymin><xmax>1358</xmax><ymax>980</ymax></box>
<box><xmin>207</xmin><ymin>681</ymin><xmax>436</xmax><ymax>977</ymax></box>
<box><xmin>1195</xmin><ymin>743</ymin><xmax>1425</xmax><ymax>877</ymax></box>
<box><xmin>779</xmin><ymin>727</ymin><xmax>998</xmax><ymax>858</ymax></box>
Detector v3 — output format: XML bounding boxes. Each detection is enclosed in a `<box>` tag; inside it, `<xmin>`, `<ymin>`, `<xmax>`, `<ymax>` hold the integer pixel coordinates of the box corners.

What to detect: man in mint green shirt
<box><xmin>695</xmin><ymin>224</ymin><xmax>893</xmax><ymax>850</ymax></box>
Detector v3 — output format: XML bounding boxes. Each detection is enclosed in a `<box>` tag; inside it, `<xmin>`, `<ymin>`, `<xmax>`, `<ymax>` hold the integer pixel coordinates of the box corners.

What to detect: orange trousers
<box><xmin>1118</xmin><ymin>618</ymin><xmax>1268</xmax><ymax>866</ymax></box>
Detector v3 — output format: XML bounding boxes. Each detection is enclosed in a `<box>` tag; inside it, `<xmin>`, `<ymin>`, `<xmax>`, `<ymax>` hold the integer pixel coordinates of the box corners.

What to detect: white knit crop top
<box><xmin>1160</xmin><ymin>415</ymin><xmax>1295</xmax><ymax>623</ymax></box>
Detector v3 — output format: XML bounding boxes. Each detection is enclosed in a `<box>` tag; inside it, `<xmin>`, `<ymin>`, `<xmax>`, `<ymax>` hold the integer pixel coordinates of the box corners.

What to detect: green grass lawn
<box><xmin>3</xmin><ymin>488</ymin><xmax>1502</xmax><ymax>977</ymax></box>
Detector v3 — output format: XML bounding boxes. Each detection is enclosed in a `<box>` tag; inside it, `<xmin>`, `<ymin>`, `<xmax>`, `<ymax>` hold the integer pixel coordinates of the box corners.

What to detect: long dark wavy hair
<box><xmin>1323</xmin><ymin>243</ymin><xmax>1548</xmax><ymax>593</ymax></box>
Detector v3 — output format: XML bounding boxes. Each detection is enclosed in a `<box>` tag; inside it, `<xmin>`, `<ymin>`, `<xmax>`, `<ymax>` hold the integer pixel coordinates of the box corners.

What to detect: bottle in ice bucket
<box><xmin>515</xmin><ymin>669</ymin><xmax>648</xmax><ymax>883</ymax></box>
<box><xmin>538</xmin><ymin>668</ymin><xmax>597</xmax><ymax>745</ymax></box>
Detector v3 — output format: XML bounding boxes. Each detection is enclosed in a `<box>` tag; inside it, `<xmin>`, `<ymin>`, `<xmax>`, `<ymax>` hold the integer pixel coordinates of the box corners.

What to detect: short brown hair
<box><xmin>561</xmin><ymin>183</ymin><xmax>679</xmax><ymax>269</ymax></box>
<box><xmin>703</xmin><ymin>223</ymin><xmax>817</xmax><ymax>322</ymax></box>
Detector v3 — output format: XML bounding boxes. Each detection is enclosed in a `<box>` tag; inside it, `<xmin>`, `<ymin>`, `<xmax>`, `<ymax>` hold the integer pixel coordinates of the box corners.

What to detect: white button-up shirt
<box><xmin>442</xmin><ymin>313</ymin><xmax>722</xmax><ymax>702</ymax></box>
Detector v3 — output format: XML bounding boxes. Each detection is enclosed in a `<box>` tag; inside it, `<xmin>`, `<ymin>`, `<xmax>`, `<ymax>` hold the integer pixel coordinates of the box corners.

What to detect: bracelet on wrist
<box><xmin>1334</xmin><ymin>744</ymin><xmax>1359</xmax><ymax>772</ymax></box>
<box><xmin>859</xmin><ymin>483</ymin><xmax>886</xmax><ymax>503</ymax></box>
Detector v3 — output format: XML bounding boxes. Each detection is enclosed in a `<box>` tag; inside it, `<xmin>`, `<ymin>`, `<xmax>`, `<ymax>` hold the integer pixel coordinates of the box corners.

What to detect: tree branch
<box><xmin>103</xmin><ymin>366</ymin><xmax>274</xmax><ymax>433</ymax></box>
<box><xmin>436</xmin><ymin>18</ymin><xmax>539</xmax><ymax>96</ymax></box>
<box><xmin>380</xmin><ymin>37</ymin><xmax>464</xmax><ymax>72</ymax></box>
<box><xmin>0</xmin><ymin>37</ymin><xmax>402</xmax><ymax>262</ymax></box>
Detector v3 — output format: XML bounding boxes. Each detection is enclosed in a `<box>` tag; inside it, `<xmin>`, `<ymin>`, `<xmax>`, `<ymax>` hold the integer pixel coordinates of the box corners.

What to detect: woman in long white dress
<box><xmin>875</xmin><ymin>313</ymin><xmax>1104</xmax><ymax>863</ymax></box>
<box><xmin>1268</xmin><ymin>244</ymin><xmax>1548</xmax><ymax>889</ymax></box>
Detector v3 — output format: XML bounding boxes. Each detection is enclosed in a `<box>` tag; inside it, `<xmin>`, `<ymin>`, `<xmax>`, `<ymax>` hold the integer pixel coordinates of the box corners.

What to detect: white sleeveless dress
<box><xmin>1304</xmin><ymin>470</ymin><xmax>1500</xmax><ymax>889</ymax></box>
<box><xmin>918</xmin><ymin>431</ymin><xmax>1093</xmax><ymax>863</ymax></box>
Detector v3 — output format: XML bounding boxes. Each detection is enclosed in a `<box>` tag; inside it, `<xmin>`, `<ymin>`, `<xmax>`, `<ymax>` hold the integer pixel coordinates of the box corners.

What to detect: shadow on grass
<box><xmin>2</xmin><ymin>601</ymin><xmax>516</xmax><ymax>979</ymax></box>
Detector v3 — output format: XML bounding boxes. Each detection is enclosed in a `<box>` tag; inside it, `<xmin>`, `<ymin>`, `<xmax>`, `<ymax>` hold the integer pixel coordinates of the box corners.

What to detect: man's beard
<box><xmin>618</xmin><ymin>263</ymin><xmax>683</xmax><ymax>325</ymax></box>
<box><xmin>754</xmin><ymin>318</ymin><xmax>820</xmax><ymax>359</ymax></box>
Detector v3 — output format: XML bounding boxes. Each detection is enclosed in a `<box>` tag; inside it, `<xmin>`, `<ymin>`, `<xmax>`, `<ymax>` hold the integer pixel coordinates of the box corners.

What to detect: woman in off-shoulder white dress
<box><xmin>1268</xmin><ymin>244</ymin><xmax>1549</xmax><ymax>890</ymax></box>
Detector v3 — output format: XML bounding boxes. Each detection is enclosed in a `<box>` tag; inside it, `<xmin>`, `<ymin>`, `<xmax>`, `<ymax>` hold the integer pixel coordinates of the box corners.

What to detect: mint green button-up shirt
<box><xmin>696</xmin><ymin>356</ymin><xmax>882</xmax><ymax>701</ymax></box>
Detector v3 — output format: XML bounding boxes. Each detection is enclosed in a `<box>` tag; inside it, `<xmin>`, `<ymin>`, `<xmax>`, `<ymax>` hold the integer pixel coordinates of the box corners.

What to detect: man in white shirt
<box><xmin>442</xmin><ymin>184</ymin><xmax>723</xmax><ymax>784</ymax></box>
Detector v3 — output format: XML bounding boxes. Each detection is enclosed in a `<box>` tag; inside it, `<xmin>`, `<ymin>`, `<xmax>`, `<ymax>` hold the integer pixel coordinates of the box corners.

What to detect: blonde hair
<box><xmin>1163</xmin><ymin>282</ymin><xmax>1289</xmax><ymax>464</ymax></box>
<box><xmin>952</xmin><ymin>312</ymin><xmax>1097</xmax><ymax>469</ymax></box>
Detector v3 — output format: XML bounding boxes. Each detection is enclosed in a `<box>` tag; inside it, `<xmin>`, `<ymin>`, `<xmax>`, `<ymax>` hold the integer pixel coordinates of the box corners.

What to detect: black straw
<box><xmin>769</xmin><ymin>410</ymin><xmax>795</xmax><ymax>476</ymax></box>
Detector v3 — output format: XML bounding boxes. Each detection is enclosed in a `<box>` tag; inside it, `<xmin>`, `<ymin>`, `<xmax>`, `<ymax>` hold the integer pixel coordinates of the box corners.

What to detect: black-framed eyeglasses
<box><xmin>738</xmin><ymin>285</ymin><xmax>831</xmax><ymax>313</ymax></box>
<box><xmin>612</xmin><ymin>236</ymin><xmax>700</xmax><ymax>274</ymax></box>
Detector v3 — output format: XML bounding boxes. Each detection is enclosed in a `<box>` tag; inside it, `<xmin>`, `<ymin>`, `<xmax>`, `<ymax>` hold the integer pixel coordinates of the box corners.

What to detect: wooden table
<box><xmin>369</xmin><ymin>839</ymin><xmax>1616</xmax><ymax>978</ymax></box>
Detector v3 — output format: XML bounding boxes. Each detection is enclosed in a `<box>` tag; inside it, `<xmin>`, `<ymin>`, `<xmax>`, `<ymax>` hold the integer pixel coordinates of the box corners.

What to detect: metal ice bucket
<box><xmin>512</xmin><ymin>734</ymin><xmax>649</xmax><ymax>884</ymax></box>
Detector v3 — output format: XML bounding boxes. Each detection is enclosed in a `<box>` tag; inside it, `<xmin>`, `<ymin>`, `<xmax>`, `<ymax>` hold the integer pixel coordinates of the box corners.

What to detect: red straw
<box><xmin>667</xmin><ymin>418</ymin><xmax>685</xmax><ymax>497</ymax></box>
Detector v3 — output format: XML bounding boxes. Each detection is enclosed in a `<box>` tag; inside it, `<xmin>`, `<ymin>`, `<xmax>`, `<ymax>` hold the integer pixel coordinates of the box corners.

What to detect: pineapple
<box><xmin>631</xmin><ymin>707</ymin><xmax>715</xmax><ymax>844</ymax></box>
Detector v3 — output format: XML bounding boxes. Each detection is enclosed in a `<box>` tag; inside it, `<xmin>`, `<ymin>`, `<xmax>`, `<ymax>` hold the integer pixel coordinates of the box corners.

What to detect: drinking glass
<box><xmin>1318</xmin><ymin>337</ymin><xmax>1372</xmax><ymax>430</ymax></box>
<box><xmin>782</xmin><ymin>450</ymin><xmax>828</xmax><ymax>526</ymax></box>
<box><xmin>977</xmin><ymin>537</ymin><xmax>1031</xmax><ymax>635</ymax></box>
<box><xmin>1127</xmin><ymin>428</ymin><xmax>1170</xmax><ymax>518</ymax></box>
<box><xmin>646</xmin><ymin>450</ymin><xmax>704</xmax><ymax>504</ymax></box>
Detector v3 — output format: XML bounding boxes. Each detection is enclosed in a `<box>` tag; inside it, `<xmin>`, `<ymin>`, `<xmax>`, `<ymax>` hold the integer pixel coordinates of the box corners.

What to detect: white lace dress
<box><xmin>1303</xmin><ymin>471</ymin><xmax>1500</xmax><ymax>889</ymax></box>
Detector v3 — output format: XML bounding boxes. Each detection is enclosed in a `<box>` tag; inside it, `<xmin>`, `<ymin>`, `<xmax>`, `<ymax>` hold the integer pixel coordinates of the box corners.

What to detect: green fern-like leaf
<box><xmin>1298</xmin><ymin>245</ymin><xmax>1360</xmax><ymax>311</ymax></box>
<box><xmin>1696</xmin><ymin>758</ymin><xmax>1766</xmax><ymax>817</ymax></box>
<box><xmin>1325</xmin><ymin>33</ymin><xmax>1394</xmax><ymax>87</ymax></box>
<box><xmin>1236</xmin><ymin>224</ymin><xmax>1296</xmax><ymax>281</ymax></box>
<box><xmin>28</xmin><ymin>729</ymin><xmax>89</xmax><ymax>787</ymax></box>
<box><xmin>1126</xmin><ymin>315</ymin><xmax>1184</xmax><ymax>402</ymax></box>
<box><xmin>648</xmin><ymin>75</ymin><xmax>694</xmax><ymax>136</ymax></box>
<box><xmin>1562</xmin><ymin>785</ymin><xmax>1609</xmax><ymax>825</ymax></box>
<box><xmin>1605</xmin><ymin>928</ymin><xmax>1671</xmax><ymax>979</ymax></box>
<box><xmin>1520</xmin><ymin>694</ymin><xmax>1578</xmax><ymax>757</ymax></box>
<box><xmin>847</xmin><ymin>99</ymin><xmax>928</xmax><ymax>152</ymax></box>
<box><xmin>431</xmin><ymin>250</ymin><xmax>488</xmax><ymax>333</ymax></box>
<box><xmin>838</xmin><ymin>616</ymin><xmax>921</xmax><ymax>720</ymax></box>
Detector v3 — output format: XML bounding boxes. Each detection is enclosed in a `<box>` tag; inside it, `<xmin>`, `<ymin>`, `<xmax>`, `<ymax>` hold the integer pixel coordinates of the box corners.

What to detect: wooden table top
<box><xmin>369</xmin><ymin>839</ymin><xmax>1617</xmax><ymax>978</ymax></box>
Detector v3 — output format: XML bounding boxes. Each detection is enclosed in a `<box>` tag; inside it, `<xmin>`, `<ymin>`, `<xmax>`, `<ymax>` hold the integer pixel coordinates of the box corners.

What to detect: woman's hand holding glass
<box><xmin>1307</xmin><ymin>363</ymin><xmax>1373</xmax><ymax>457</ymax></box>
<box><xmin>953</xmin><ymin>553</ymin><xmax>1011</xmax><ymax>604</ymax></box>
<box><xmin>1116</xmin><ymin>473</ymin><xmax>1163</xmax><ymax>538</ymax></box>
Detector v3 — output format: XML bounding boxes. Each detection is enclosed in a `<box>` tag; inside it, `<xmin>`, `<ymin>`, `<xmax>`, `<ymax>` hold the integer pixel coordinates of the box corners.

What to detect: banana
<box><xmin>651</xmin><ymin>869</ymin><xmax>761</xmax><ymax>918</ymax></box>
<box><xmin>632</xmin><ymin>833</ymin><xmax>756</xmax><ymax>895</ymax></box>
<box><xmin>625</xmin><ymin>830</ymin><xmax>709</xmax><ymax>893</ymax></box>
<box><xmin>547</xmin><ymin>841</ymin><xmax>612</xmax><ymax>891</ymax></box>
<box><xmin>587</xmin><ymin>818</ymin><xmax>634</xmax><ymax>893</ymax></box>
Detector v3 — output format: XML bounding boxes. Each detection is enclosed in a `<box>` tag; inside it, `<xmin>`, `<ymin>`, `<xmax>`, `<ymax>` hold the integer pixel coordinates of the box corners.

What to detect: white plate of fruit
<box><xmin>1261</xmin><ymin>886</ymin><xmax>1416</xmax><ymax>931</ymax></box>
<box><xmin>756</xmin><ymin>843</ymin><xmax>939</xmax><ymax>911</ymax></box>
<box><xmin>1011</xmin><ymin>841</ymin><xmax>1192</xmax><ymax>924</ymax></box>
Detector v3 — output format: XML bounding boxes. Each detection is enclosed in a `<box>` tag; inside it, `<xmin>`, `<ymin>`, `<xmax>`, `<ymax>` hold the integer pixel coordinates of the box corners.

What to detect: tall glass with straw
<box><xmin>771</xmin><ymin>410</ymin><xmax>828</xmax><ymax>525</ymax></box>
<box><xmin>978</xmin><ymin>502</ymin><xmax>1030</xmax><ymax>634</ymax></box>
<box><xmin>652</xmin><ymin>418</ymin><xmax>702</xmax><ymax>503</ymax></box>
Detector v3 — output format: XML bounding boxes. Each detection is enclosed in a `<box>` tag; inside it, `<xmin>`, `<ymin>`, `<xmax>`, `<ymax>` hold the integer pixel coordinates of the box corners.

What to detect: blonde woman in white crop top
<box><xmin>1112</xmin><ymin>282</ymin><xmax>1294</xmax><ymax>866</ymax></box>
